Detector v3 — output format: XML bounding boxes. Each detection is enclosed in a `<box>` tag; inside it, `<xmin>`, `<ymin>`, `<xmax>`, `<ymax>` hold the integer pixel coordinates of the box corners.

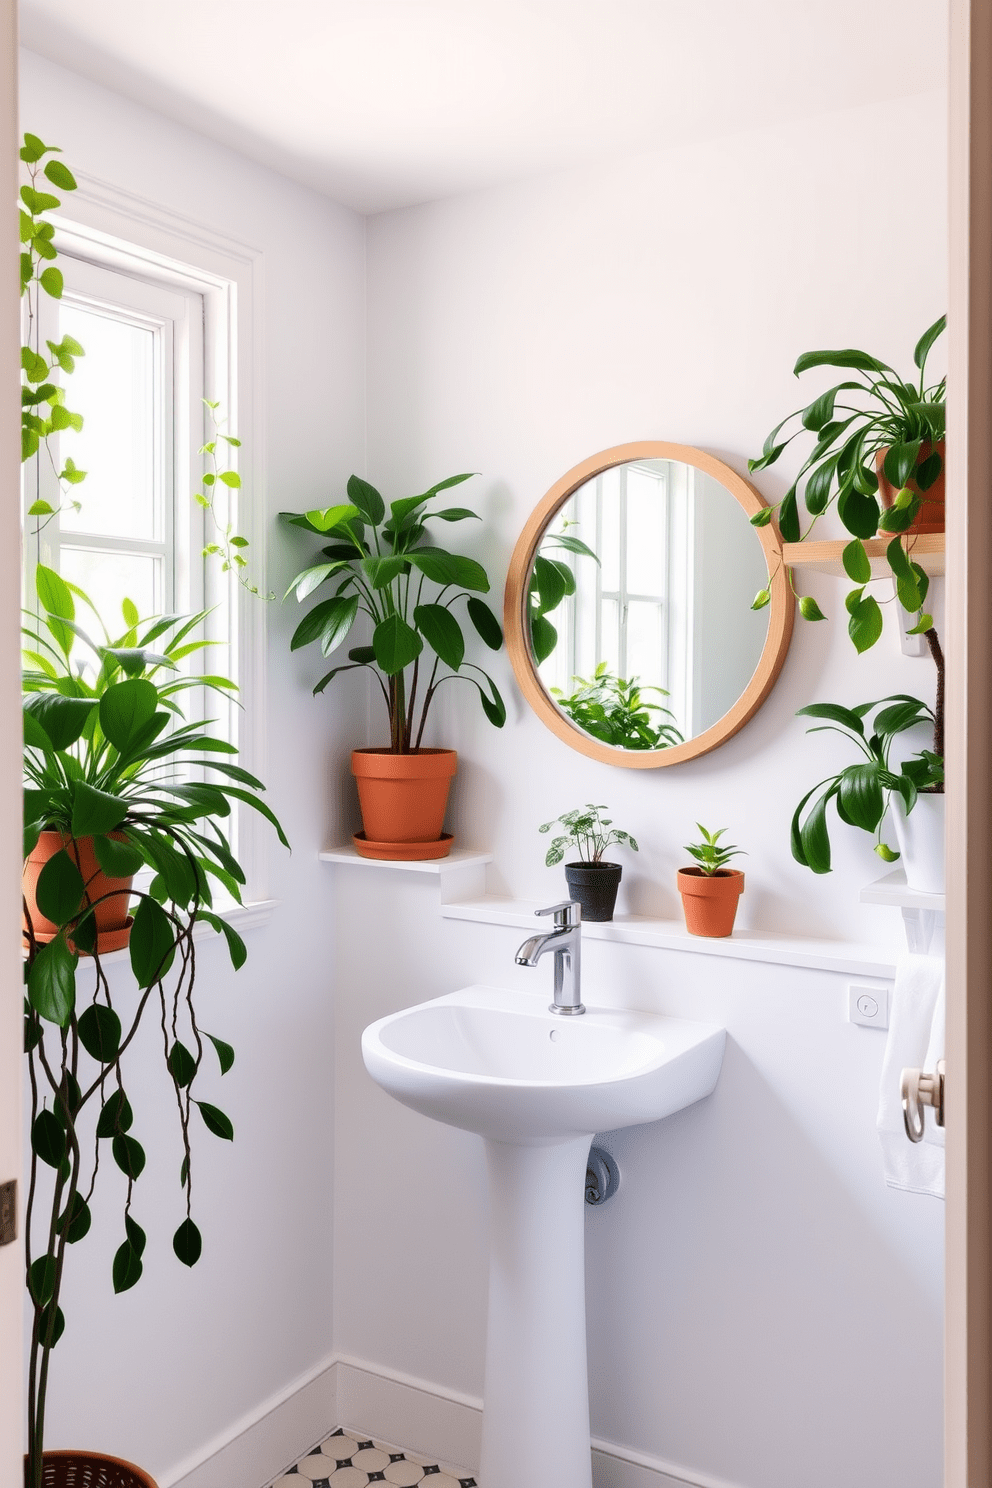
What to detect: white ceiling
<box><xmin>19</xmin><ymin>0</ymin><xmax>947</xmax><ymax>215</ymax></box>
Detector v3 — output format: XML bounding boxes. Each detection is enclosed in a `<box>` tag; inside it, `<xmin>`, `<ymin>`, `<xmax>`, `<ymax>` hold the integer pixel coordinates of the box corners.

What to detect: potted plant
<box><xmin>791</xmin><ymin>695</ymin><xmax>944</xmax><ymax>892</ymax></box>
<box><xmin>21</xmin><ymin>569</ymin><xmax>288</xmax><ymax>1488</ymax></box>
<box><xmin>282</xmin><ymin>474</ymin><xmax>505</xmax><ymax>859</ymax></box>
<box><xmin>527</xmin><ymin>518</ymin><xmax>598</xmax><ymax>665</ymax></box>
<box><xmin>539</xmin><ymin>804</ymin><xmax>638</xmax><ymax>922</ymax></box>
<box><xmin>677</xmin><ymin>826</ymin><xmax>746</xmax><ymax>937</ymax></box>
<box><xmin>550</xmin><ymin>664</ymin><xmax>683</xmax><ymax>750</ymax></box>
<box><xmin>749</xmin><ymin>315</ymin><xmax>946</xmax><ymax>656</ymax></box>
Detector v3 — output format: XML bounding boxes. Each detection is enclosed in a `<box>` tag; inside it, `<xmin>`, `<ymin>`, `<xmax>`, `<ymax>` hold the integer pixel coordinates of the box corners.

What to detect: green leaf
<box><xmin>206</xmin><ymin>1032</ymin><xmax>235</xmax><ymax>1074</ymax></box>
<box><xmin>531</xmin><ymin>554</ymin><xmax>569</xmax><ymax>613</ymax></box>
<box><xmin>284</xmin><ymin>561</ymin><xmax>347</xmax><ymax>602</ymax></box>
<box><xmin>875</xmin><ymin>841</ymin><xmax>901</xmax><ymax>862</ymax></box>
<box><xmin>751</xmin><ymin>588</ymin><xmax>771</xmax><ymax>610</ymax></box>
<box><xmin>372</xmin><ymin>614</ymin><xmax>423</xmax><ymax>675</ymax></box>
<box><xmin>837</xmin><ymin>763</ymin><xmax>885</xmax><ymax>832</ymax></box>
<box><xmin>883</xmin><ymin>441</ymin><xmax>922</xmax><ymax>490</ymax></box>
<box><xmin>551</xmin><ymin>533</ymin><xmax>599</xmax><ymax>560</ymax></box>
<box><xmin>798</xmin><ymin>787</ymin><xmax>836</xmax><ymax>874</ymax></box>
<box><xmin>35</xmin><ymin>851</ymin><xmax>84</xmax><ymax>928</ymax></box>
<box><xmin>431</xmin><ymin>506</ymin><xmax>479</xmax><ymax>522</ymax></box>
<box><xmin>29</xmin><ymin>1255</ymin><xmax>57</xmax><ymax>1306</ymax></box>
<box><xmin>778</xmin><ymin>488</ymin><xmax>800</xmax><ymax>543</ymax></box>
<box><xmin>796</xmin><ymin>701</ymin><xmax>866</xmax><ymax>733</ymax></box>
<box><xmin>363</xmin><ymin>555</ymin><xmax>407</xmax><ymax>589</ymax></box>
<box><xmin>43</xmin><ymin>159</ymin><xmax>77</xmax><ymax>191</ymax></box>
<box><xmin>848</xmin><ymin>594</ymin><xmax>884</xmax><ymax>653</ymax></box>
<box><xmin>793</xmin><ymin>348</ymin><xmax>887</xmax><ymax>375</ymax></box>
<box><xmin>125</xmin><ymin>1214</ymin><xmax>147</xmax><ymax>1258</ymax></box>
<box><xmin>346</xmin><ymin>475</ymin><xmax>385</xmax><ymax>525</ymax></box>
<box><xmin>113</xmin><ymin>1132</ymin><xmax>146</xmax><ymax>1181</ymax></box>
<box><xmin>218</xmin><ymin>470</ymin><xmax>241</xmax><ymax>488</ymax></box>
<box><xmin>39</xmin><ymin>266</ymin><xmax>64</xmax><ymax>300</ymax></box>
<box><xmin>290</xmin><ymin>595</ymin><xmax>358</xmax><ymax>653</ymax></box>
<box><xmin>24</xmin><ymin>694</ymin><xmax>95</xmax><ymax>750</ymax></box>
<box><xmin>803</xmin><ymin>455</ymin><xmax>839</xmax><ymax>515</ymax></box>
<box><xmin>798</xmin><ymin>595</ymin><xmax>826</xmax><ymax>621</ymax></box>
<box><xmin>196</xmin><ymin>912</ymin><xmax>246</xmax><ymax>970</ymax></box>
<box><xmin>20</xmin><ymin>132</ymin><xmax>48</xmax><ymax>163</ymax></box>
<box><xmin>112</xmin><ymin>1238</ymin><xmax>143</xmax><ymax>1294</ymax></box>
<box><xmin>407</xmin><ymin>547</ymin><xmax>490</xmax><ymax>592</ymax></box>
<box><xmin>530</xmin><ymin>613</ymin><xmax>558</xmax><ymax>663</ymax></box>
<box><xmin>915</xmin><ymin>451</ymin><xmax>943</xmax><ymax>491</ymax></box>
<box><xmin>99</xmin><ymin>677</ymin><xmax>158</xmax><ymax>753</ymax></box>
<box><xmin>414</xmin><ymin>603</ymin><xmax>464</xmax><ymax>669</ymax></box>
<box><xmin>96</xmin><ymin>1089</ymin><xmax>133</xmax><ymax>1138</ymax></box>
<box><xmin>168</xmin><ymin>1040</ymin><xmax>197</xmax><ymax>1088</ymax></box>
<box><xmin>31</xmin><ymin>1109</ymin><xmax>66</xmax><ymax>1168</ymax></box>
<box><xmin>70</xmin><ymin>782</ymin><xmax>126</xmax><ymax>838</ymax></box>
<box><xmin>914</xmin><ymin>314</ymin><xmax>946</xmax><ymax>371</ymax></box>
<box><xmin>196</xmin><ymin>1100</ymin><xmax>234</xmax><ymax>1140</ymax></box>
<box><xmin>93</xmin><ymin>835</ymin><xmax>144</xmax><ymax>878</ymax></box>
<box><xmin>466</xmin><ymin>596</ymin><xmax>503</xmax><ymax>650</ymax></box>
<box><xmin>129</xmin><ymin>896</ymin><xmax>176</xmax><ymax>987</ymax></box>
<box><xmin>173</xmin><ymin>1218</ymin><xmax>202</xmax><ymax>1267</ymax></box>
<box><xmin>38</xmin><ymin>1302</ymin><xmax>65</xmax><ymax>1349</ymax></box>
<box><xmin>473</xmin><ymin>674</ymin><xmax>506</xmax><ymax>728</ymax></box>
<box><xmin>837</xmin><ymin>483</ymin><xmax>881</xmax><ymax>539</ymax></box>
<box><xmin>290</xmin><ymin>503</ymin><xmax>362</xmax><ymax>535</ymax></box>
<box><xmin>750</xmin><ymin>506</ymin><xmax>774</xmax><ymax>527</ymax></box>
<box><xmin>906</xmin><ymin>612</ymin><xmax>934</xmax><ymax>635</ymax></box>
<box><xmin>60</xmin><ymin>1192</ymin><xmax>91</xmax><ymax>1244</ymax></box>
<box><xmin>842</xmin><ymin>539</ymin><xmax>872</xmax><ymax>584</ymax></box>
<box><xmin>28</xmin><ymin>938</ymin><xmax>76</xmax><ymax>1026</ymax></box>
<box><xmin>77</xmin><ymin>1003</ymin><xmax>122</xmax><ymax>1063</ymax></box>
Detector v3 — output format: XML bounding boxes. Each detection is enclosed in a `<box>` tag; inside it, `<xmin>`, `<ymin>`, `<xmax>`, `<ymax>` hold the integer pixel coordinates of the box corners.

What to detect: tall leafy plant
<box><xmin>283</xmin><ymin>474</ymin><xmax>506</xmax><ymax>752</ymax></box>
<box><xmin>22</xmin><ymin>569</ymin><xmax>288</xmax><ymax>1487</ymax></box>
<box><xmin>551</xmin><ymin>665</ymin><xmax>683</xmax><ymax>750</ymax></box>
<box><xmin>749</xmin><ymin>316</ymin><xmax>946</xmax><ymax>660</ymax></box>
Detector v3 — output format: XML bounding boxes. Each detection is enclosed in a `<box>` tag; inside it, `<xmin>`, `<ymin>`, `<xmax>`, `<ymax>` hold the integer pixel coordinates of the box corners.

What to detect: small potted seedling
<box><xmin>678</xmin><ymin>825</ymin><xmax>746</xmax><ymax>937</ymax></box>
<box><xmin>539</xmin><ymin>803</ymin><xmax>638</xmax><ymax>922</ymax></box>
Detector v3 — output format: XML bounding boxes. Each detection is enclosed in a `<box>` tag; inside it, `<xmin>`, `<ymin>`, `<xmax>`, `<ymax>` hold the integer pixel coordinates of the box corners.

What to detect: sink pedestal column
<box><xmin>479</xmin><ymin>1133</ymin><xmax>595</xmax><ymax>1488</ymax></box>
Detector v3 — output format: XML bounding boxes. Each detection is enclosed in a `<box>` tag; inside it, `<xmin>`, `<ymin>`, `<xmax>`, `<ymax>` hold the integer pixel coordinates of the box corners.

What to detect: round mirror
<box><xmin>504</xmin><ymin>442</ymin><xmax>793</xmax><ymax>767</ymax></box>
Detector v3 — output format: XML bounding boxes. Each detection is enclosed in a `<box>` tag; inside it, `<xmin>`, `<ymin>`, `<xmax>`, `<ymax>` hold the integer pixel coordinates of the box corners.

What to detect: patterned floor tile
<box><xmin>266</xmin><ymin>1427</ymin><xmax>477</xmax><ymax>1488</ymax></box>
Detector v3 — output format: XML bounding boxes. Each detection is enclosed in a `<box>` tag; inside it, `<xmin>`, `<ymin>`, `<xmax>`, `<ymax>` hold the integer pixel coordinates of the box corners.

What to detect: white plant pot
<box><xmin>890</xmin><ymin>791</ymin><xmax>945</xmax><ymax>895</ymax></box>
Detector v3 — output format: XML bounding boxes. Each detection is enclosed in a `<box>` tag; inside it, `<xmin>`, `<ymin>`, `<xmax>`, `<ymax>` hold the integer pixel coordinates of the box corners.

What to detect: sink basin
<box><xmin>362</xmin><ymin>983</ymin><xmax>726</xmax><ymax>1488</ymax></box>
<box><xmin>362</xmin><ymin>983</ymin><xmax>726</xmax><ymax>1144</ymax></box>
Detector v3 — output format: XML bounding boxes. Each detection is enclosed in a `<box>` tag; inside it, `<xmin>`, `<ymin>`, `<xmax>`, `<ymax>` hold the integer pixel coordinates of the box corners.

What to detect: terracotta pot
<box><xmin>875</xmin><ymin>439</ymin><xmax>945</xmax><ymax>536</ymax></box>
<box><xmin>25</xmin><ymin>1450</ymin><xmax>157</xmax><ymax>1488</ymax></box>
<box><xmin>677</xmin><ymin>867</ymin><xmax>744</xmax><ymax>938</ymax></box>
<box><xmin>563</xmin><ymin>861</ymin><xmax>622</xmax><ymax>922</ymax></box>
<box><xmin>23</xmin><ymin>832</ymin><xmax>134</xmax><ymax>955</ymax></box>
<box><xmin>351</xmin><ymin>748</ymin><xmax>457</xmax><ymax>859</ymax></box>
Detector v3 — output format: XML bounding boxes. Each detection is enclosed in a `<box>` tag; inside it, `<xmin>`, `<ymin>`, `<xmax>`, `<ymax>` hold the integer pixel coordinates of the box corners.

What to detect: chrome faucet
<box><xmin>515</xmin><ymin>900</ymin><xmax>584</xmax><ymax>1015</ymax></box>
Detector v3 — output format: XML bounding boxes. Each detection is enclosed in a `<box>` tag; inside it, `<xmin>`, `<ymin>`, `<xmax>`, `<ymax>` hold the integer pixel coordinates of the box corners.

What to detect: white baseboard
<box><xmin>166</xmin><ymin>1351</ymin><xmax>742</xmax><ymax>1488</ymax></box>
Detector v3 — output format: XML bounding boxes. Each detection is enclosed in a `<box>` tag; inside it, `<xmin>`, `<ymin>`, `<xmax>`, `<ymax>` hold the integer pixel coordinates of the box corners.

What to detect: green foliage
<box><xmin>527</xmin><ymin>520</ymin><xmax>598</xmax><ymax>664</ymax></box>
<box><xmin>19</xmin><ymin>134</ymin><xmax>87</xmax><ymax>540</ymax></box>
<box><xmin>551</xmin><ymin>664</ymin><xmax>684</xmax><ymax>751</ymax></box>
<box><xmin>683</xmin><ymin>824</ymin><xmax>745</xmax><ymax>875</ymax></box>
<box><xmin>539</xmin><ymin>803</ymin><xmax>639</xmax><ymax>866</ymax></box>
<box><xmin>22</xmin><ymin>566</ymin><xmax>288</xmax><ymax>1487</ymax></box>
<box><xmin>750</xmin><ymin>317</ymin><xmax>946</xmax><ymax>649</ymax></box>
<box><xmin>282</xmin><ymin>473</ymin><xmax>505</xmax><ymax>751</ymax></box>
<box><xmin>195</xmin><ymin>403</ymin><xmax>271</xmax><ymax>598</ymax></box>
<box><xmin>791</xmin><ymin>696</ymin><xmax>943</xmax><ymax>873</ymax></box>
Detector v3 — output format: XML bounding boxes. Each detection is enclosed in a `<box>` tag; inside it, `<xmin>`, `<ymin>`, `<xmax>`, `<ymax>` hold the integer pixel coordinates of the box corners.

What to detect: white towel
<box><xmin>877</xmin><ymin>954</ymin><xmax>945</xmax><ymax>1198</ymax></box>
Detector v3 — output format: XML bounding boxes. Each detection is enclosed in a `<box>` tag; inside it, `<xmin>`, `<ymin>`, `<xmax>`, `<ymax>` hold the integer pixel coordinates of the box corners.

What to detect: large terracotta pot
<box><xmin>23</xmin><ymin>832</ymin><xmax>134</xmax><ymax>955</ymax></box>
<box><xmin>351</xmin><ymin>748</ymin><xmax>457</xmax><ymax>860</ymax></box>
<box><xmin>26</xmin><ymin>1450</ymin><xmax>157</xmax><ymax>1488</ymax></box>
<box><xmin>876</xmin><ymin>439</ymin><xmax>945</xmax><ymax>536</ymax></box>
<box><xmin>677</xmin><ymin>867</ymin><xmax>744</xmax><ymax>938</ymax></box>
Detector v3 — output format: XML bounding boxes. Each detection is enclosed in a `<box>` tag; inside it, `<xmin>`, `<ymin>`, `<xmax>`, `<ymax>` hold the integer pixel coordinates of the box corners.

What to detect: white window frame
<box><xmin>31</xmin><ymin>177</ymin><xmax>270</xmax><ymax>913</ymax></box>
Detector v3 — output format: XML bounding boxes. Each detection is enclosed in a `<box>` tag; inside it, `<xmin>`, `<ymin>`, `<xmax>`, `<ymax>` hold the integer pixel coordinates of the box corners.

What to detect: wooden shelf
<box><xmin>783</xmin><ymin>533</ymin><xmax>944</xmax><ymax>578</ymax></box>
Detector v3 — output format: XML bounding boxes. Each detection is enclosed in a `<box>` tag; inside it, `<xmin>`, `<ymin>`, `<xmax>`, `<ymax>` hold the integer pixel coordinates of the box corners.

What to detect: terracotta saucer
<box><xmin>353</xmin><ymin>831</ymin><xmax>454</xmax><ymax>861</ymax></box>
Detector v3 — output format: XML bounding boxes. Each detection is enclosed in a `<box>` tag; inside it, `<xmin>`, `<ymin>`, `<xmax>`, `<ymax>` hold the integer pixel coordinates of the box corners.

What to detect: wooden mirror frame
<box><xmin>503</xmin><ymin>441</ymin><xmax>794</xmax><ymax>768</ymax></box>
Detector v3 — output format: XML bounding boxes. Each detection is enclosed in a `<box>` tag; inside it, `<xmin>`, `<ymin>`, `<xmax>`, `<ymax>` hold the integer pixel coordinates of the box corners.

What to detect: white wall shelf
<box><xmin>860</xmin><ymin>868</ymin><xmax>945</xmax><ymax>912</ymax></box>
<box><xmin>440</xmin><ymin>896</ymin><xmax>898</xmax><ymax>978</ymax></box>
<box><xmin>320</xmin><ymin>845</ymin><xmax>493</xmax><ymax>903</ymax></box>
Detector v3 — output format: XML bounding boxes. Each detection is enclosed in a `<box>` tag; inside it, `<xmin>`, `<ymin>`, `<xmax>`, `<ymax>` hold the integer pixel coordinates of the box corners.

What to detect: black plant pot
<box><xmin>564</xmin><ymin>861</ymin><xmax>622</xmax><ymax>923</ymax></box>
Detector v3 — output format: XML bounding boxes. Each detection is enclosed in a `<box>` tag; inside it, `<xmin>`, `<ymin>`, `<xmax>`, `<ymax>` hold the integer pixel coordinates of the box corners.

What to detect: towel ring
<box><xmin>901</xmin><ymin>1059</ymin><xmax>946</xmax><ymax>1144</ymax></box>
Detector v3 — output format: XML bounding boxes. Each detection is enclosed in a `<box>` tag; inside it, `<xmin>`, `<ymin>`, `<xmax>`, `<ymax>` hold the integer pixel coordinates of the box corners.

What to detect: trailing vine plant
<box><xmin>196</xmin><ymin>401</ymin><xmax>273</xmax><ymax>599</ymax></box>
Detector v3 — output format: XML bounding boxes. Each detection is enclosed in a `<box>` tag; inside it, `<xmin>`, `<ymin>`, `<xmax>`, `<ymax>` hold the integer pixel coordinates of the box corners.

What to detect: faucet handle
<box><xmin>535</xmin><ymin>900</ymin><xmax>581</xmax><ymax>928</ymax></box>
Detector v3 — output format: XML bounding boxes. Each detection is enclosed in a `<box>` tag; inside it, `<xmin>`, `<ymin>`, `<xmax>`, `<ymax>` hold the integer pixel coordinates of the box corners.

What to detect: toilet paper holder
<box><xmin>901</xmin><ymin>1058</ymin><xmax>946</xmax><ymax>1143</ymax></box>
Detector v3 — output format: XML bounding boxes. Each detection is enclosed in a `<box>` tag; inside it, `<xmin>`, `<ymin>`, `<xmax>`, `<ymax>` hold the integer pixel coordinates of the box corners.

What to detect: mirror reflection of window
<box><xmin>536</xmin><ymin>459</ymin><xmax>769</xmax><ymax>745</ymax></box>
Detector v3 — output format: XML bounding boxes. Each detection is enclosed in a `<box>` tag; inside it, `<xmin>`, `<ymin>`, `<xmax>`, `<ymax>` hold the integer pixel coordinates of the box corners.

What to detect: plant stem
<box><xmin>925</xmin><ymin>624</ymin><xmax>945</xmax><ymax>785</ymax></box>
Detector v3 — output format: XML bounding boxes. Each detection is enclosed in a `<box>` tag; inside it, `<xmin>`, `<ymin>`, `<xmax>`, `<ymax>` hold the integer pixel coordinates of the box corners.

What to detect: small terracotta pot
<box><xmin>563</xmin><ymin>861</ymin><xmax>622</xmax><ymax>922</ymax></box>
<box><xmin>876</xmin><ymin>439</ymin><xmax>945</xmax><ymax>536</ymax></box>
<box><xmin>677</xmin><ymin>867</ymin><xmax>744</xmax><ymax>938</ymax></box>
<box><xmin>25</xmin><ymin>1450</ymin><xmax>158</xmax><ymax>1488</ymax></box>
<box><xmin>351</xmin><ymin>748</ymin><xmax>457</xmax><ymax>859</ymax></box>
<box><xmin>23</xmin><ymin>832</ymin><xmax>135</xmax><ymax>955</ymax></box>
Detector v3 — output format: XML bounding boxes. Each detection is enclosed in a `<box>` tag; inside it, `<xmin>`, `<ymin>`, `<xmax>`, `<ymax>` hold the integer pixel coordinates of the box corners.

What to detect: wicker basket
<box><xmin>26</xmin><ymin>1453</ymin><xmax>157</xmax><ymax>1488</ymax></box>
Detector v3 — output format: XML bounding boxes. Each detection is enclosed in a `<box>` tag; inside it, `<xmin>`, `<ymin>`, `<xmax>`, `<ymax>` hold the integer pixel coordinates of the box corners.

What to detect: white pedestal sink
<box><xmin>362</xmin><ymin>985</ymin><xmax>725</xmax><ymax>1488</ymax></box>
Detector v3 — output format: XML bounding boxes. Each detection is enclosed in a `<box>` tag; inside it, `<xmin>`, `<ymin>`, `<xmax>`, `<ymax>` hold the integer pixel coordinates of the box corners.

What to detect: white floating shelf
<box><xmin>440</xmin><ymin>897</ymin><xmax>898</xmax><ymax>977</ymax></box>
<box><xmin>319</xmin><ymin>845</ymin><xmax>493</xmax><ymax>875</ymax></box>
<box><xmin>783</xmin><ymin>533</ymin><xmax>944</xmax><ymax>578</ymax></box>
<box><xmin>860</xmin><ymin>868</ymin><xmax>945</xmax><ymax>912</ymax></box>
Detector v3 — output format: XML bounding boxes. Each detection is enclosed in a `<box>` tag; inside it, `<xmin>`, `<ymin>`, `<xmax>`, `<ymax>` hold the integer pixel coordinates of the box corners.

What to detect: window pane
<box><xmin>626</xmin><ymin>467</ymin><xmax>665</xmax><ymax>596</ymax></box>
<box><xmin>626</xmin><ymin>599</ymin><xmax>664</xmax><ymax>687</ymax></box>
<box><xmin>600</xmin><ymin>469</ymin><xmax>621</xmax><ymax>591</ymax></box>
<box><xmin>58</xmin><ymin>303</ymin><xmax>158</xmax><ymax>542</ymax></box>
<box><xmin>60</xmin><ymin>547</ymin><xmax>161</xmax><ymax>634</ymax></box>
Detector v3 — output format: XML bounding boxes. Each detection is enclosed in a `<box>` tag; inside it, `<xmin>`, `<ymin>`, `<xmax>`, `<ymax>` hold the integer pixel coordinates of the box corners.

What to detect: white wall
<box><xmin>19</xmin><ymin>50</ymin><xmax>367</xmax><ymax>1482</ymax></box>
<box><xmin>348</xmin><ymin>91</ymin><xmax>948</xmax><ymax>1487</ymax></box>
